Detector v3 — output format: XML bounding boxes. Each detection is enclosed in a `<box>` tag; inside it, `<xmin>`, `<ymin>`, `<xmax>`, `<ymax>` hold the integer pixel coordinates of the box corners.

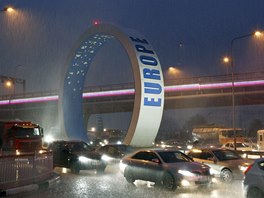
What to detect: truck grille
<box><xmin>18</xmin><ymin>141</ymin><xmax>41</xmax><ymax>150</ymax></box>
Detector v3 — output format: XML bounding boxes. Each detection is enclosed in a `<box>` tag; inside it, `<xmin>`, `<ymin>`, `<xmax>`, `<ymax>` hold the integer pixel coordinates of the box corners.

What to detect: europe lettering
<box><xmin>130</xmin><ymin>36</ymin><xmax>163</xmax><ymax>107</ymax></box>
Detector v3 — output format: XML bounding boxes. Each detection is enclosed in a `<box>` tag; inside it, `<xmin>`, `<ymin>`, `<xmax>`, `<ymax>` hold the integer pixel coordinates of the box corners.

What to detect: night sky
<box><xmin>1</xmin><ymin>0</ymin><xmax>264</xmax><ymax>92</ymax></box>
<box><xmin>0</xmin><ymin>0</ymin><xmax>264</xmax><ymax>132</ymax></box>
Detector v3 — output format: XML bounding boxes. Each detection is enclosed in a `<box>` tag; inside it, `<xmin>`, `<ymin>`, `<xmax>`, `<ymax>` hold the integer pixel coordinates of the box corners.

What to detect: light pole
<box><xmin>222</xmin><ymin>56</ymin><xmax>230</xmax><ymax>75</ymax></box>
<box><xmin>230</xmin><ymin>31</ymin><xmax>262</xmax><ymax>151</ymax></box>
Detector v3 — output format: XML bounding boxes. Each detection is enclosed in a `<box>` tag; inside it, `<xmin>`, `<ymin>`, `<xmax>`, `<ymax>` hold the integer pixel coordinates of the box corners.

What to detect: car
<box><xmin>48</xmin><ymin>140</ymin><xmax>107</xmax><ymax>174</ymax></box>
<box><xmin>187</xmin><ymin>148</ymin><xmax>253</xmax><ymax>182</ymax></box>
<box><xmin>156</xmin><ymin>139</ymin><xmax>192</xmax><ymax>152</ymax></box>
<box><xmin>120</xmin><ymin>149</ymin><xmax>212</xmax><ymax>190</ymax></box>
<box><xmin>221</xmin><ymin>142</ymin><xmax>255</xmax><ymax>151</ymax></box>
<box><xmin>243</xmin><ymin>158</ymin><xmax>264</xmax><ymax>198</ymax></box>
<box><xmin>96</xmin><ymin>144</ymin><xmax>136</xmax><ymax>164</ymax></box>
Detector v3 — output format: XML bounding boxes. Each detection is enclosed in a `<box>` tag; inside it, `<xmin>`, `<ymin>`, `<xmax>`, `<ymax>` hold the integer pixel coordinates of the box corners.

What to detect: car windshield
<box><xmin>236</xmin><ymin>143</ymin><xmax>249</xmax><ymax>148</ymax></box>
<box><xmin>212</xmin><ymin>149</ymin><xmax>241</xmax><ymax>161</ymax></box>
<box><xmin>117</xmin><ymin>145</ymin><xmax>135</xmax><ymax>153</ymax></box>
<box><xmin>66</xmin><ymin>142</ymin><xmax>92</xmax><ymax>152</ymax></box>
<box><xmin>158</xmin><ymin>151</ymin><xmax>193</xmax><ymax>163</ymax></box>
<box><xmin>13</xmin><ymin>127</ymin><xmax>41</xmax><ymax>138</ymax></box>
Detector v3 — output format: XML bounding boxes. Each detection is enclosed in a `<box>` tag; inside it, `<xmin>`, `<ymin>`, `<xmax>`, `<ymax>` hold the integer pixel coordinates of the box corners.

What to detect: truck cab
<box><xmin>0</xmin><ymin>121</ymin><xmax>44</xmax><ymax>152</ymax></box>
<box><xmin>257</xmin><ymin>129</ymin><xmax>264</xmax><ymax>150</ymax></box>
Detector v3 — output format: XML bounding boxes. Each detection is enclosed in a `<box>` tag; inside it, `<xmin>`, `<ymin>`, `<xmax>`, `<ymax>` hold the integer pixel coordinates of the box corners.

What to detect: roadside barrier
<box><xmin>0</xmin><ymin>151</ymin><xmax>53</xmax><ymax>191</ymax></box>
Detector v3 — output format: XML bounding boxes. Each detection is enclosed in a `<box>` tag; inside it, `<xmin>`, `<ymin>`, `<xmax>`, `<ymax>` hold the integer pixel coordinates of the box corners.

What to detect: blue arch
<box><xmin>59</xmin><ymin>24</ymin><xmax>164</xmax><ymax>146</ymax></box>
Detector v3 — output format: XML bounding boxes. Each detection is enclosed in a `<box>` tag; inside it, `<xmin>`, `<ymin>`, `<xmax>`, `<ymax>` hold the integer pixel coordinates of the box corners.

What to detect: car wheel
<box><xmin>247</xmin><ymin>187</ymin><xmax>264</xmax><ymax>198</ymax></box>
<box><xmin>162</xmin><ymin>172</ymin><xmax>176</xmax><ymax>190</ymax></box>
<box><xmin>71</xmin><ymin>163</ymin><xmax>80</xmax><ymax>174</ymax></box>
<box><xmin>124</xmin><ymin>167</ymin><xmax>135</xmax><ymax>183</ymax></box>
<box><xmin>220</xmin><ymin>169</ymin><xmax>233</xmax><ymax>182</ymax></box>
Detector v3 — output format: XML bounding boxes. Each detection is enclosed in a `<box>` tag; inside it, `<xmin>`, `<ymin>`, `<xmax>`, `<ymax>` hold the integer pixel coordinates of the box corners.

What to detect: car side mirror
<box><xmin>40</xmin><ymin>127</ymin><xmax>44</xmax><ymax>137</ymax></box>
<box><xmin>151</xmin><ymin>158</ymin><xmax>160</xmax><ymax>163</ymax></box>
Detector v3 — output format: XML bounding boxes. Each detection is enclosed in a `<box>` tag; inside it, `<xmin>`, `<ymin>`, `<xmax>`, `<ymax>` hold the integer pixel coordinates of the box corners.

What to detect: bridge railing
<box><xmin>1</xmin><ymin>71</ymin><xmax>264</xmax><ymax>100</ymax></box>
<box><xmin>165</xmin><ymin>71</ymin><xmax>264</xmax><ymax>85</ymax></box>
<box><xmin>0</xmin><ymin>151</ymin><xmax>53</xmax><ymax>191</ymax></box>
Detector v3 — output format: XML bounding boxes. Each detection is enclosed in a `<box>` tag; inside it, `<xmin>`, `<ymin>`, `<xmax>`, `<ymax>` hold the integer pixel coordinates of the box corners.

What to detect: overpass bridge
<box><xmin>0</xmin><ymin>72</ymin><xmax>264</xmax><ymax>124</ymax></box>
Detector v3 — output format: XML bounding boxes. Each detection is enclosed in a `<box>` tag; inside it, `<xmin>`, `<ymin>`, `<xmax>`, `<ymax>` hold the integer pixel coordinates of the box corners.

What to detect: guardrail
<box><xmin>0</xmin><ymin>151</ymin><xmax>53</xmax><ymax>191</ymax></box>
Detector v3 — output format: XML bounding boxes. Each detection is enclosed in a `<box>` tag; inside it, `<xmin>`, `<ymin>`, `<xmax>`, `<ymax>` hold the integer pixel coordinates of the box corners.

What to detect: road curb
<box><xmin>1</xmin><ymin>173</ymin><xmax>60</xmax><ymax>196</ymax></box>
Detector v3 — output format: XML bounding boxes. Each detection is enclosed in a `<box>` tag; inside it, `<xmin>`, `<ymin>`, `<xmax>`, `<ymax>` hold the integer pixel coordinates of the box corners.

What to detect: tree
<box><xmin>157</xmin><ymin>113</ymin><xmax>180</xmax><ymax>141</ymax></box>
<box><xmin>180</xmin><ymin>114</ymin><xmax>208</xmax><ymax>140</ymax></box>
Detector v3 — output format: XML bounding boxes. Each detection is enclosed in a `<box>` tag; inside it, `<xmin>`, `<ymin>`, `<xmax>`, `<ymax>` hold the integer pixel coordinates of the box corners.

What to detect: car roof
<box><xmin>51</xmin><ymin>140</ymin><xmax>86</xmax><ymax>144</ymax></box>
<box><xmin>135</xmin><ymin>148</ymin><xmax>183</xmax><ymax>153</ymax></box>
<box><xmin>190</xmin><ymin>147</ymin><xmax>232</xmax><ymax>152</ymax></box>
<box><xmin>53</xmin><ymin>140</ymin><xmax>83</xmax><ymax>142</ymax></box>
<box><xmin>101</xmin><ymin>144</ymin><xmax>130</xmax><ymax>147</ymax></box>
<box><xmin>253</xmin><ymin>158</ymin><xmax>264</xmax><ymax>163</ymax></box>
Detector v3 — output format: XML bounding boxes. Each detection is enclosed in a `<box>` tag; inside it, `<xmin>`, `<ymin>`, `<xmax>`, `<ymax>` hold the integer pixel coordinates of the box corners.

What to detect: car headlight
<box><xmin>178</xmin><ymin>170</ymin><xmax>195</xmax><ymax>177</ymax></box>
<box><xmin>239</xmin><ymin>165</ymin><xmax>248</xmax><ymax>172</ymax></box>
<box><xmin>101</xmin><ymin>154</ymin><xmax>113</xmax><ymax>162</ymax></box>
<box><xmin>210</xmin><ymin>168</ymin><xmax>220</xmax><ymax>175</ymax></box>
<box><xmin>78</xmin><ymin>156</ymin><xmax>90</xmax><ymax>163</ymax></box>
<box><xmin>119</xmin><ymin>160</ymin><xmax>127</xmax><ymax>173</ymax></box>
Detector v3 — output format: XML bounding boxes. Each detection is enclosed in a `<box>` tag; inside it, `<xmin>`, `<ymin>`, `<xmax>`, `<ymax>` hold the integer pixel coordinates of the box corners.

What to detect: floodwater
<box><xmin>12</xmin><ymin>165</ymin><xmax>244</xmax><ymax>198</ymax></box>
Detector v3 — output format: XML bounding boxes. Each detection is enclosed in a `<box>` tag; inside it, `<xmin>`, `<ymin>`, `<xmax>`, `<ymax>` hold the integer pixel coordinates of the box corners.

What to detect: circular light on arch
<box><xmin>59</xmin><ymin>24</ymin><xmax>164</xmax><ymax>147</ymax></box>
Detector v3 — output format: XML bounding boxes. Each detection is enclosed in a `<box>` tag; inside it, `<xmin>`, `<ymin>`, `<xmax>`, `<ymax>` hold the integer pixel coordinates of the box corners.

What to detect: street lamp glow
<box><xmin>223</xmin><ymin>56</ymin><xmax>230</xmax><ymax>64</ymax></box>
<box><xmin>4</xmin><ymin>7</ymin><xmax>14</xmax><ymax>12</ymax></box>
<box><xmin>5</xmin><ymin>80</ymin><xmax>13</xmax><ymax>87</ymax></box>
<box><xmin>168</xmin><ymin>67</ymin><xmax>181</xmax><ymax>75</ymax></box>
<box><xmin>254</xmin><ymin>31</ymin><xmax>263</xmax><ymax>37</ymax></box>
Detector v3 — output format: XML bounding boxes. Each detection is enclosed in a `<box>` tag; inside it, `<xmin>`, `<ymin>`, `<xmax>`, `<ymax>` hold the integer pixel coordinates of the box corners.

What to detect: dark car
<box><xmin>243</xmin><ymin>158</ymin><xmax>264</xmax><ymax>198</ymax></box>
<box><xmin>120</xmin><ymin>149</ymin><xmax>212</xmax><ymax>190</ymax></box>
<box><xmin>96</xmin><ymin>144</ymin><xmax>136</xmax><ymax>164</ymax></box>
<box><xmin>187</xmin><ymin>148</ymin><xmax>253</xmax><ymax>182</ymax></box>
<box><xmin>48</xmin><ymin>140</ymin><xmax>107</xmax><ymax>174</ymax></box>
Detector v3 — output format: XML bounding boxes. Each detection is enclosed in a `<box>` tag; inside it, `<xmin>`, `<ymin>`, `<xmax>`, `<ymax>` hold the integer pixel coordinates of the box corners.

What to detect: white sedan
<box><xmin>221</xmin><ymin>142</ymin><xmax>254</xmax><ymax>151</ymax></box>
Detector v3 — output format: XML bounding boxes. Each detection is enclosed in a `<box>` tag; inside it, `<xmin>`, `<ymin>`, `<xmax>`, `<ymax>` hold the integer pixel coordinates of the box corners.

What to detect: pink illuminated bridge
<box><xmin>1</xmin><ymin>78</ymin><xmax>264</xmax><ymax>106</ymax></box>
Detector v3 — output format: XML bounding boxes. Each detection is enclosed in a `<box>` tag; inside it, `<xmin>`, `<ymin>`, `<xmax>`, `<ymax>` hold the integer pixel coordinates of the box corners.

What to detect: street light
<box><xmin>0</xmin><ymin>6</ymin><xmax>14</xmax><ymax>12</ymax></box>
<box><xmin>230</xmin><ymin>30</ymin><xmax>263</xmax><ymax>151</ymax></box>
<box><xmin>0</xmin><ymin>75</ymin><xmax>26</xmax><ymax>96</ymax></box>
<box><xmin>222</xmin><ymin>56</ymin><xmax>231</xmax><ymax>74</ymax></box>
<box><xmin>166</xmin><ymin>66</ymin><xmax>183</xmax><ymax>80</ymax></box>
<box><xmin>5</xmin><ymin>79</ymin><xmax>13</xmax><ymax>88</ymax></box>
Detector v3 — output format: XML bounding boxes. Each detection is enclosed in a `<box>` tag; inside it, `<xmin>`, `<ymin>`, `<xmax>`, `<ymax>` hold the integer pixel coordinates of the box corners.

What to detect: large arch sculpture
<box><xmin>59</xmin><ymin>24</ymin><xmax>164</xmax><ymax>147</ymax></box>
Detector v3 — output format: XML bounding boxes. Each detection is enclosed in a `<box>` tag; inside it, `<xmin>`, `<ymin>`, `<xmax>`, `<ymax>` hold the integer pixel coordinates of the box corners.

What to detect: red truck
<box><xmin>0</xmin><ymin>120</ymin><xmax>44</xmax><ymax>152</ymax></box>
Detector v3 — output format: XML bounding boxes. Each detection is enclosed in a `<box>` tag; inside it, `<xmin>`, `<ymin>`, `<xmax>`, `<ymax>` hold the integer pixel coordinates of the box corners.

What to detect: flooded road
<box><xmin>12</xmin><ymin>165</ymin><xmax>244</xmax><ymax>198</ymax></box>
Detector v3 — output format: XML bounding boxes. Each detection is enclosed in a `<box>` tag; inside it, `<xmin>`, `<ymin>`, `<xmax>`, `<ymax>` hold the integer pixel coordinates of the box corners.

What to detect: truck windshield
<box><xmin>13</xmin><ymin>127</ymin><xmax>41</xmax><ymax>138</ymax></box>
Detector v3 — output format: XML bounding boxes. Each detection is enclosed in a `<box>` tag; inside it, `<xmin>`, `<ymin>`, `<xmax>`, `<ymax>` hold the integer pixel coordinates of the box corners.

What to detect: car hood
<box><xmin>165</xmin><ymin>161</ymin><xmax>210</xmax><ymax>172</ymax></box>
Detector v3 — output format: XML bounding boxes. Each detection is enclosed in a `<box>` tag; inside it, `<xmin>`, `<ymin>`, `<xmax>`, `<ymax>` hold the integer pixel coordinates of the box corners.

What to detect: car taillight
<box><xmin>244</xmin><ymin>164</ymin><xmax>253</xmax><ymax>175</ymax></box>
